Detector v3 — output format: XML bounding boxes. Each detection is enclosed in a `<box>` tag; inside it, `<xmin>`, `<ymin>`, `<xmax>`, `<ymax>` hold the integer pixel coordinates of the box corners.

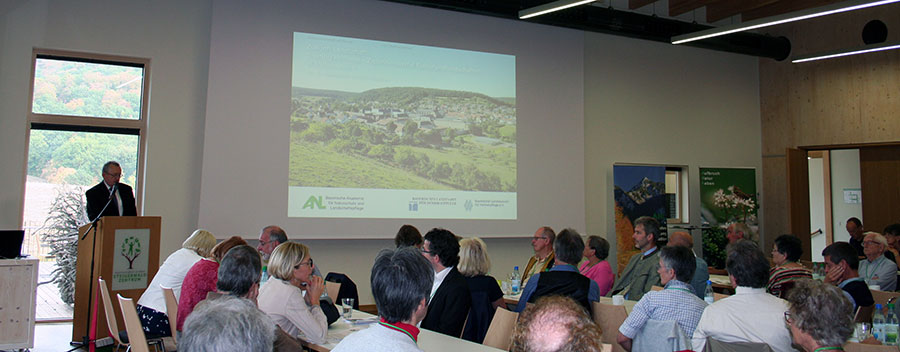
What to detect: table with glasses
<box><xmin>299</xmin><ymin>309</ymin><xmax>504</xmax><ymax>352</ymax></box>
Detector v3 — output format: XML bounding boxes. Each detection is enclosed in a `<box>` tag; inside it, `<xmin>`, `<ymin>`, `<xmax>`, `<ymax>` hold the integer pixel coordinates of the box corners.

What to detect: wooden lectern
<box><xmin>73</xmin><ymin>216</ymin><xmax>160</xmax><ymax>344</ymax></box>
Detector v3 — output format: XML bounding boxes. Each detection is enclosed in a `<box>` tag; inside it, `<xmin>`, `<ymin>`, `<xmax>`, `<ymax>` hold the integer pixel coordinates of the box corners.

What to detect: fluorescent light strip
<box><xmin>519</xmin><ymin>0</ymin><xmax>596</xmax><ymax>19</ymax></box>
<box><xmin>792</xmin><ymin>41</ymin><xmax>900</xmax><ymax>63</ymax></box>
<box><xmin>671</xmin><ymin>0</ymin><xmax>900</xmax><ymax>45</ymax></box>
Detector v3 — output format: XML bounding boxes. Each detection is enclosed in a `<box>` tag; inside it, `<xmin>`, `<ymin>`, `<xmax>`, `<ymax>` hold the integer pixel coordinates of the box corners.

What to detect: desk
<box><xmin>302</xmin><ymin>310</ymin><xmax>503</xmax><ymax>352</ymax></box>
<box><xmin>0</xmin><ymin>258</ymin><xmax>38</xmax><ymax>350</ymax></box>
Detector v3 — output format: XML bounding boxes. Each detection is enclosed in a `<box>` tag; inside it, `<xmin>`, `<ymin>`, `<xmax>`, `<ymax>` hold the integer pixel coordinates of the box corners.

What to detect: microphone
<box><xmin>108</xmin><ymin>183</ymin><xmax>118</xmax><ymax>200</ymax></box>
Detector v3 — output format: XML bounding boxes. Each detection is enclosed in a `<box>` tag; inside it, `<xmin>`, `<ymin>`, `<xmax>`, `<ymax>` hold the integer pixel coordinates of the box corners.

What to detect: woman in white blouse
<box><xmin>258</xmin><ymin>242</ymin><xmax>328</xmax><ymax>344</ymax></box>
<box><xmin>136</xmin><ymin>229</ymin><xmax>216</xmax><ymax>336</ymax></box>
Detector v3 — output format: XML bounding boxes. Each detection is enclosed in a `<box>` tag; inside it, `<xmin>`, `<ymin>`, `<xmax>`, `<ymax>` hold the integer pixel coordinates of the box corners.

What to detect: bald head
<box><xmin>668</xmin><ymin>231</ymin><xmax>694</xmax><ymax>248</ymax></box>
<box><xmin>511</xmin><ymin>296</ymin><xmax>603</xmax><ymax>352</ymax></box>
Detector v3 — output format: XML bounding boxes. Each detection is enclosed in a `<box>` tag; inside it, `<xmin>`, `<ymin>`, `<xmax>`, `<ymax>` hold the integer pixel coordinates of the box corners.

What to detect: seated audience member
<box><xmin>258</xmin><ymin>242</ymin><xmax>328</xmax><ymax>344</ymax></box>
<box><xmin>517</xmin><ymin>229</ymin><xmax>600</xmax><ymax>314</ymax></box>
<box><xmin>510</xmin><ymin>295</ymin><xmax>603</xmax><ymax>352</ymax></box>
<box><xmin>692</xmin><ymin>241</ymin><xmax>794</xmax><ymax>352</ymax></box>
<box><xmin>860</xmin><ymin>232</ymin><xmax>897</xmax><ymax>291</ymax></box>
<box><xmin>177</xmin><ymin>236</ymin><xmax>247</xmax><ymax>331</ymax></box>
<box><xmin>617</xmin><ymin>246</ymin><xmax>707</xmax><ymax>351</ymax></box>
<box><xmin>458</xmin><ymin>237</ymin><xmax>505</xmax><ymax>343</ymax></box>
<box><xmin>822</xmin><ymin>241</ymin><xmax>874</xmax><ymax>311</ymax></box>
<box><xmin>199</xmin><ymin>245</ymin><xmax>303</xmax><ymax>352</ymax></box>
<box><xmin>137</xmin><ymin>229</ymin><xmax>215</xmax><ymax>336</ymax></box>
<box><xmin>180</xmin><ymin>295</ymin><xmax>275</xmax><ymax>352</ymax></box>
<box><xmin>395</xmin><ymin>224</ymin><xmax>424</xmax><ymax>249</ymax></box>
<box><xmin>257</xmin><ymin>225</ymin><xmax>288</xmax><ymax>263</ymax></box>
<box><xmin>885</xmin><ymin>224</ymin><xmax>900</xmax><ymax>267</ymax></box>
<box><xmin>608</xmin><ymin>216</ymin><xmax>661</xmax><ymax>301</ymax></box>
<box><xmin>333</xmin><ymin>247</ymin><xmax>434</xmax><ymax>352</ymax></box>
<box><xmin>420</xmin><ymin>228</ymin><xmax>472</xmax><ymax>337</ymax></box>
<box><xmin>847</xmin><ymin>217</ymin><xmax>866</xmax><ymax>256</ymax></box>
<box><xmin>579</xmin><ymin>235</ymin><xmax>614</xmax><ymax>296</ymax></box>
<box><xmin>784</xmin><ymin>279</ymin><xmax>854</xmax><ymax>352</ymax></box>
<box><xmin>726</xmin><ymin>222</ymin><xmax>755</xmax><ymax>244</ymax></box>
<box><xmin>522</xmin><ymin>227</ymin><xmax>556</xmax><ymax>285</ymax></box>
<box><xmin>667</xmin><ymin>231</ymin><xmax>709</xmax><ymax>299</ymax></box>
<box><xmin>767</xmin><ymin>234</ymin><xmax>812</xmax><ymax>298</ymax></box>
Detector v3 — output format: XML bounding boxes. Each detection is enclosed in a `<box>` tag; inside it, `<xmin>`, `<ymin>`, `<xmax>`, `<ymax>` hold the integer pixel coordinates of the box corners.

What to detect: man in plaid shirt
<box><xmin>616</xmin><ymin>245</ymin><xmax>708</xmax><ymax>351</ymax></box>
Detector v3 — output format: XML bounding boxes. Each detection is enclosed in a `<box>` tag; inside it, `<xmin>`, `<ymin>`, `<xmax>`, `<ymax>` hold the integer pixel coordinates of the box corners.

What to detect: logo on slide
<box><xmin>464</xmin><ymin>200</ymin><xmax>473</xmax><ymax>212</ymax></box>
<box><xmin>409</xmin><ymin>202</ymin><xmax>419</xmax><ymax>212</ymax></box>
<box><xmin>303</xmin><ymin>196</ymin><xmax>326</xmax><ymax>210</ymax></box>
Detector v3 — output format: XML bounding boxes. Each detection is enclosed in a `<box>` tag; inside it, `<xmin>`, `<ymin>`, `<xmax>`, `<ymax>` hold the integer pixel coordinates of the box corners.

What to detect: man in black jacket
<box><xmin>85</xmin><ymin>161</ymin><xmax>137</xmax><ymax>220</ymax></box>
<box><xmin>420</xmin><ymin>228</ymin><xmax>471</xmax><ymax>337</ymax></box>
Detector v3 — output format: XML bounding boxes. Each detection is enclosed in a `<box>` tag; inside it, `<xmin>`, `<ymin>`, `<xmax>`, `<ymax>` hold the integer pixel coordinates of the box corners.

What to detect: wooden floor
<box><xmin>36</xmin><ymin>261</ymin><xmax>75</xmax><ymax>321</ymax></box>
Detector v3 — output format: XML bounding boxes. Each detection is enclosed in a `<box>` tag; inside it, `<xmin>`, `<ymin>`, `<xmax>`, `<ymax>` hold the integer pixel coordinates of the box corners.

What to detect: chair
<box><xmin>871</xmin><ymin>290</ymin><xmax>900</xmax><ymax>308</ymax></box>
<box><xmin>844</xmin><ymin>342</ymin><xmax>899</xmax><ymax>352</ymax></box>
<box><xmin>703</xmin><ymin>337</ymin><xmax>774</xmax><ymax>352</ymax></box>
<box><xmin>592</xmin><ymin>301</ymin><xmax>628</xmax><ymax>352</ymax></box>
<box><xmin>325</xmin><ymin>272</ymin><xmax>359</xmax><ymax>309</ymax></box>
<box><xmin>714</xmin><ymin>292</ymin><xmax>729</xmax><ymax>302</ymax></box>
<box><xmin>482</xmin><ymin>307</ymin><xmax>518</xmax><ymax>350</ymax></box>
<box><xmin>325</xmin><ymin>281</ymin><xmax>341</xmax><ymax>302</ymax></box>
<box><xmin>856</xmin><ymin>305</ymin><xmax>875</xmax><ymax>324</ymax></box>
<box><xmin>600</xmin><ymin>344</ymin><xmax>614</xmax><ymax>352</ymax></box>
<box><xmin>98</xmin><ymin>278</ymin><xmax>129</xmax><ymax>352</ymax></box>
<box><xmin>160</xmin><ymin>286</ymin><xmax>178</xmax><ymax>350</ymax></box>
<box><xmin>651</xmin><ymin>285</ymin><xmax>664</xmax><ymax>291</ymax></box>
<box><xmin>118</xmin><ymin>294</ymin><xmax>152</xmax><ymax>352</ymax></box>
<box><xmin>632</xmin><ymin>319</ymin><xmax>691</xmax><ymax>352</ymax></box>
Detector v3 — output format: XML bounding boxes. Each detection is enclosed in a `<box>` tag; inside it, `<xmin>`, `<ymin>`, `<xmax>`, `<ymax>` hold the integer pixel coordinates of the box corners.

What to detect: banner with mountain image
<box><xmin>613</xmin><ymin>165</ymin><xmax>667</xmax><ymax>274</ymax></box>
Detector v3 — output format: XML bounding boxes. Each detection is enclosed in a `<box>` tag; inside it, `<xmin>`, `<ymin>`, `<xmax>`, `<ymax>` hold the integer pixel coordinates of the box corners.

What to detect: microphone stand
<box><xmin>70</xmin><ymin>186</ymin><xmax>117</xmax><ymax>351</ymax></box>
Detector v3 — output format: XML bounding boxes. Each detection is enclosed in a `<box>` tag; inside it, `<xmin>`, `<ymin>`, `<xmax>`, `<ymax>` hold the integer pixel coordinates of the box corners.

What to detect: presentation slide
<box><xmin>288</xmin><ymin>32</ymin><xmax>517</xmax><ymax>219</ymax></box>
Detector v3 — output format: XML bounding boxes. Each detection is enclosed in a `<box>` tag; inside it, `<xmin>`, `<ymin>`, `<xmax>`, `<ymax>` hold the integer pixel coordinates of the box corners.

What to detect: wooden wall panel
<box><xmin>860</xmin><ymin>146</ymin><xmax>900</xmax><ymax>234</ymax></box>
<box><xmin>758</xmin><ymin>3</ymin><xmax>900</xmax><ymax>242</ymax></box>
<box><xmin>787</xmin><ymin>148</ymin><xmax>811</xmax><ymax>261</ymax></box>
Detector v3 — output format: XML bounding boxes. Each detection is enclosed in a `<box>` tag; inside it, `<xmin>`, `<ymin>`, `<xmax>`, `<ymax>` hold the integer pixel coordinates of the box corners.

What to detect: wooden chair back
<box><xmin>592</xmin><ymin>301</ymin><xmax>628</xmax><ymax>352</ymax></box>
<box><xmin>871</xmin><ymin>290</ymin><xmax>900</xmax><ymax>308</ymax></box>
<box><xmin>482</xmin><ymin>307</ymin><xmax>518</xmax><ymax>350</ymax></box>
<box><xmin>713</xmin><ymin>292</ymin><xmax>729</xmax><ymax>302</ymax></box>
<box><xmin>118</xmin><ymin>294</ymin><xmax>151</xmax><ymax>352</ymax></box>
<box><xmin>98</xmin><ymin>277</ymin><xmax>128</xmax><ymax>349</ymax></box>
<box><xmin>160</xmin><ymin>286</ymin><xmax>178</xmax><ymax>343</ymax></box>
<box><xmin>650</xmin><ymin>286</ymin><xmax>663</xmax><ymax>291</ymax></box>
<box><xmin>326</xmin><ymin>281</ymin><xmax>341</xmax><ymax>302</ymax></box>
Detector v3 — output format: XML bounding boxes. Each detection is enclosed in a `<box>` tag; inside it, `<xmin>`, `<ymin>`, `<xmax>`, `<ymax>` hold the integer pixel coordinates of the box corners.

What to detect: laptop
<box><xmin>0</xmin><ymin>230</ymin><xmax>25</xmax><ymax>259</ymax></box>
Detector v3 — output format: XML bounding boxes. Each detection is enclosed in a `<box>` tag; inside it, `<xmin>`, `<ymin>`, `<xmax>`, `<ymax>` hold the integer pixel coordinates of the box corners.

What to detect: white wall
<box><xmin>831</xmin><ymin>149</ymin><xmax>862</xmax><ymax>243</ymax></box>
<box><xmin>583</xmin><ymin>33</ymin><xmax>763</xmax><ymax>269</ymax></box>
<box><xmin>1</xmin><ymin>0</ymin><xmax>764</xmax><ymax>304</ymax></box>
<box><xmin>809</xmin><ymin>157</ymin><xmax>826</xmax><ymax>262</ymax></box>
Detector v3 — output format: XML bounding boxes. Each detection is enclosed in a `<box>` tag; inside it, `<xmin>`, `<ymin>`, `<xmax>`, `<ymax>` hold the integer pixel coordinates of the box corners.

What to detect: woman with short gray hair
<box><xmin>783</xmin><ymin>279</ymin><xmax>854</xmax><ymax>351</ymax></box>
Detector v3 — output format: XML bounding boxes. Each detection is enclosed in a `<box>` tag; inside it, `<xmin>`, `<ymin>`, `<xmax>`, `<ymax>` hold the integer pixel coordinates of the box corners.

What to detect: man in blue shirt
<box><xmin>516</xmin><ymin>229</ymin><xmax>599</xmax><ymax>314</ymax></box>
<box><xmin>616</xmin><ymin>245</ymin><xmax>707</xmax><ymax>351</ymax></box>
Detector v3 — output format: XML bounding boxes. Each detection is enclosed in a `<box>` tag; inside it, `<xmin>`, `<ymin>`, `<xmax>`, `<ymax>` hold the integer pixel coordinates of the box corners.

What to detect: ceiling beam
<box><xmin>669</xmin><ymin>0</ymin><xmax>720</xmax><ymax>17</ymax></box>
<box><xmin>742</xmin><ymin>0</ymin><xmax>844</xmax><ymax>21</ymax></box>
<box><xmin>628</xmin><ymin>0</ymin><xmax>659</xmax><ymax>10</ymax></box>
<box><xmin>705</xmin><ymin>0</ymin><xmax>779</xmax><ymax>23</ymax></box>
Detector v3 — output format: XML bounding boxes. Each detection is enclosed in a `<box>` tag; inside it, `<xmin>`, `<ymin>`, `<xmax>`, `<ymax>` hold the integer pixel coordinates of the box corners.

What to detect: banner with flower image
<box><xmin>700</xmin><ymin>167</ymin><xmax>758</xmax><ymax>227</ymax></box>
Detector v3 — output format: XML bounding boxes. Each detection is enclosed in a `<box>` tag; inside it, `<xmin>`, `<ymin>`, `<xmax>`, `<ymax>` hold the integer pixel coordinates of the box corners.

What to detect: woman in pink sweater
<box><xmin>579</xmin><ymin>235</ymin><xmax>614</xmax><ymax>296</ymax></box>
<box><xmin>176</xmin><ymin>236</ymin><xmax>247</xmax><ymax>331</ymax></box>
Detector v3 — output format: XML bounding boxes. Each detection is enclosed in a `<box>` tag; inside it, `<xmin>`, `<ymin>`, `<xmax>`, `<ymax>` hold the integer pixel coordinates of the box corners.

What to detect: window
<box><xmin>24</xmin><ymin>49</ymin><xmax>149</xmax><ymax>321</ymax></box>
<box><xmin>665</xmin><ymin>167</ymin><xmax>688</xmax><ymax>223</ymax></box>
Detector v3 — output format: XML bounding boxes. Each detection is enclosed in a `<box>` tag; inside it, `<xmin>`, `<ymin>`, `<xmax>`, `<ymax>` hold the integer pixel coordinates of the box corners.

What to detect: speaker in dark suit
<box><xmin>85</xmin><ymin>161</ymin><xmax>137</xmax><ymax>220</ymax></box>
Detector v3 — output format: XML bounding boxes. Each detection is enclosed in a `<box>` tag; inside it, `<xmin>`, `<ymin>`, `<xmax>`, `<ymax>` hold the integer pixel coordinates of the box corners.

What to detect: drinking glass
<box><xmin>856</xmin><ymin>322</ymin><xmax>872</xmax><ymax>341</ymax></box>
<box><xmin>342</xmin><ymin>298</ymin><xmax>354</xmax><ymax>319</ymax></box>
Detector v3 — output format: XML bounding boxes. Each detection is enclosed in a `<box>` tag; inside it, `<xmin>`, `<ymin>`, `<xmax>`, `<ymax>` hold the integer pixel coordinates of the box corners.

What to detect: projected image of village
<box><xmin>289</xmin><ymin>33</ymin><xmax>516</xmax><ymax>192</ymax></box>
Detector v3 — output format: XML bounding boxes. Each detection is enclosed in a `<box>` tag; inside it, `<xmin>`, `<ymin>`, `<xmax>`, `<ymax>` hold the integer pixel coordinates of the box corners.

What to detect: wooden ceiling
<box><xmin>625</xmin><ymin>0</ymin><xmax>846</xmax><ymax>24</ymax></box>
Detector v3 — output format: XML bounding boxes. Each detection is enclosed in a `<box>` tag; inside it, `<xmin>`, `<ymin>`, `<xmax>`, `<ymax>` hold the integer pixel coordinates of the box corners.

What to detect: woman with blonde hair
<box><xmin>136</xmin><ymin>229</ymin><xmax>216</xmax><ymax>336</ymax></box>
<box><xmin>177</xmin><ymin>235</ymin><xmax>247</xmax><ymax>331</ymax></box>
<box><xmin>459</xmin><ymin>237</ymin><xmax>505</xmax><ymax>343</ymax></box>
<box><xmin>258</xmin><ymin>242</ymin><xmax>328</xmax><ymax>344</ymax></box>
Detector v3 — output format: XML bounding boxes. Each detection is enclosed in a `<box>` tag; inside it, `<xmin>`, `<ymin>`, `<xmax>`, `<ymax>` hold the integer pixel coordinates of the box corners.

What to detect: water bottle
<box><xmin>704</xmin><ymin>280</ymin><xmax>715</xmax><ymax>304</ymax></box>
<box><xmin>874</xmin><ymin>304</ymin><xmax>886</xmax><ymax>343</ymax></box>
<box><xmin>887</xmin><ymin>303</ymin><xmax>899</xmax><ymax>345</ymax></box>
<box><xmin>511</xmin><ymin>266</ymin><xmax>521</xmax><ymax>295</ymax></box>
<box><xmin>261</xmin><ymin>265</ymin><xmax>269</xmax><ymax>284</ymax></box>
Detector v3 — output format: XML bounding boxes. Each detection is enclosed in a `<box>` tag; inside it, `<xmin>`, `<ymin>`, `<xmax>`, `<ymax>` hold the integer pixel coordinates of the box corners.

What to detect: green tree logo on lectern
<box><xmin>121</xmin><ymin>236</ymin><xmax>142</xmax><ymax>269</ymax></box>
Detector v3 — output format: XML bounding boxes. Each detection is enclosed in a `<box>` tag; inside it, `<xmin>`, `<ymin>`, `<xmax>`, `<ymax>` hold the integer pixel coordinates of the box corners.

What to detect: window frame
<box><xmin>23</xmin><ymin>48</ymin><xmax>151</xmax><ymax>222</ymax></box>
